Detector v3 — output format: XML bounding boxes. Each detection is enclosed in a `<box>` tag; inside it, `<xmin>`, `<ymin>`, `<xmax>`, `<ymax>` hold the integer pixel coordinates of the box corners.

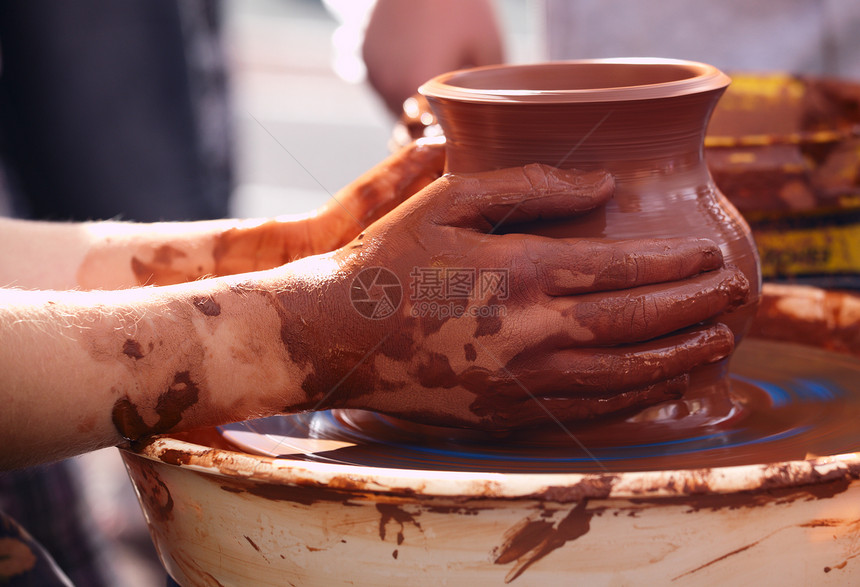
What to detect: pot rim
<box><xmin>418</xmin><ymin>58</ymin><xmax>731</xmax><ymax>104</ymax></box>
<box><xmin>124</xmin><ymin>435</ymin><xmax>860</xmax><ymax>502</ymax></box>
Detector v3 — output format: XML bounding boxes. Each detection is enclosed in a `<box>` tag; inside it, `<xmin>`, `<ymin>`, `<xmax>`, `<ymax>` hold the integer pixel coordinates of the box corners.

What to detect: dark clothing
<box><xmin>0</xmin><ymin>465</ymin><xmax>108</xmax><ymax>586</ymax></box>
<box><xmin>0</xmin><ymin>510</ymin><xmax>73</xmax><ymax>586</ymax></box>
<box><xmin>0</xmin><ymin>0</ymin><xmax>232</xmax><ymax>222</ymax></box>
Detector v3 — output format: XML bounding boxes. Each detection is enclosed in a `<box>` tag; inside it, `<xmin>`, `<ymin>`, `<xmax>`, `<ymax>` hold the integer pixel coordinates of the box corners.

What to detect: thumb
<box><xmin>436</xmin><ymin>164</ymin><xmax>614</xmax><ymax>232</ymax></box>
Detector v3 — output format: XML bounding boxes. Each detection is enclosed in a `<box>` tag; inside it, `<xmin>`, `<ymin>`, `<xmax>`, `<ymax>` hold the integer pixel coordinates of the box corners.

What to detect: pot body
<box><xmin>421</xmin><ymin>60</ymin><xmax>762</xmax><ymax>344</ymax></box>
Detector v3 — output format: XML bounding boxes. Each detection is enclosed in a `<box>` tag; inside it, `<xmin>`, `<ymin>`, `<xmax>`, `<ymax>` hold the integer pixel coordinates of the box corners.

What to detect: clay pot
<box><xmin>418</xmin><ymin>59</ymin><xmax>763</xmax><ymax>422</ymax></box>
<box><xmin>419</xmin><ymin>58</ymin><xmax>761</xmax><ymax>339</ymax></box>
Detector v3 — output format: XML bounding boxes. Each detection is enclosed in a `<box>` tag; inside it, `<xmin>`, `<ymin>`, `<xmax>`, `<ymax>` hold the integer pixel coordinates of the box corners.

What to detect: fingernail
<box><xmin>706</xmin><ymin>323</ymin><xmax>735</xmax><ymax>362</ymax></box>
<box><xmin>720</xmin><ymin>266</ymin><xmax>751</xmax><ymax>308</ymax></box>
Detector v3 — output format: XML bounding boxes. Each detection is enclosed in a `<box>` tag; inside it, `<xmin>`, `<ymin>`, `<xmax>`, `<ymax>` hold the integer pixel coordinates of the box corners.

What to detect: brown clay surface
<box><xmin>706</xmin><ymin>74</ymin><xmax>860</xmax><ymax>214</ymax></box>
<box><xmin>420</xmin><ymin>60</ymin><xmax>761</xmax><ymax>424</ymax></box>
<box><xmin>750</xmin><ymin>283</ymin><xmax>860</xmax><ymax>357</ymax></box>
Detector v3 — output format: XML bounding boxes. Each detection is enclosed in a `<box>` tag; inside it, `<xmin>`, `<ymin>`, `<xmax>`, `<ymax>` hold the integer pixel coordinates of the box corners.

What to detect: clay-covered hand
<box><xmin>213</xmin><ymin>138</ymin><xmax>446</xmax><ymax>277</ymax></box>
<box><xmin>278</xmin><ymin>164</ymin><xmax>749</xmax><ymax>430</ymax></box>
<box><xmin>76</xmin><ymin>139</ymin><xmax>446</xmax><ymax>290</ymax></box>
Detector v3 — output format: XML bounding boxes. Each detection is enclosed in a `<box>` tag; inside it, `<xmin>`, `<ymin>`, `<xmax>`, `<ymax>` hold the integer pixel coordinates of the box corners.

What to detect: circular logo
<box><xmin>350</xmin><ymin>267</ymin><xmax>402</xmax><ymax>319</ymax></box>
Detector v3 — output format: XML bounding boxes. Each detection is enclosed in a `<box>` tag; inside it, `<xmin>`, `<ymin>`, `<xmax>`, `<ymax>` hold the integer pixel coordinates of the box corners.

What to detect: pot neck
<box><xmin>433</xmin><ymin>89</ymin><xmax>725</xmax><ymax>186</ymax></box>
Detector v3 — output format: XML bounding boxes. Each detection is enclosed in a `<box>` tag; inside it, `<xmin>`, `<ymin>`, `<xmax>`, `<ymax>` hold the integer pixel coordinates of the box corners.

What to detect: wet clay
<box><xmin>747</xmin><ymin>284</ymin><xmax>860</xmax><ymax>357</ymax></box>
<box><xmin>218</xmin><ymin>338</ymin><xmax>860</xmax><ymax>474</ymax></box>
<box><xmin>420</xmin><ymin>60</ymin><xmax>760</xmax><ymax>331</ymax></box>
<box><xmin>131</xmin><ymin>244</ymin><xmax>192</xmax><ymax>286</ymax></box>
<box><xmin>112</xmin><ymin>371</ymin><xmax>201</xmax><ymax>440</ymax></box>
<box><xmin>419</xmin><ymin>59</ymin><xmax>763</xmax><ymax>423</ymax></box>
<box><xmin>493</xmin><ymin>500</ymin><xmax>596</xmax><ymax>582</ymax></box>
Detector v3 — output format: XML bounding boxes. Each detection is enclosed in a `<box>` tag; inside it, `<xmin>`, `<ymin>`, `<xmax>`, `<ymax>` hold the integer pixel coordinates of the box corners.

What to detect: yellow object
<box><xmin>755</xmin><ymin>219</ymin><xmax>860</xmax><ymax>278</ymax></box>
<box><xmin>720</xmin><ymin>73</ymin><xmax>806</xmax><ymax>110</ymax></box>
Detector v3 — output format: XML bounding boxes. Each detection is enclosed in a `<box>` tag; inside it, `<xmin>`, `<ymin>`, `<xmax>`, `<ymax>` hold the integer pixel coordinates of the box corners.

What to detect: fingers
<box><xmin>390</xmin><ymin>137</ymin><xmax>447</xmax><ymax>198</ymax></box>
<box><xmin>494</xmin><ymin>376</ymin><xmax>689</xmax><ymax>429</ymax></box>
<box><xmin>435</xmin><ymin>164</ymin><xmax>614</xmax><ymax>231</ymax></box>
<box><xmin>547</xmin><ymin>267</ymin><xmax>749</xmax><ymax>345</ymax></box>
<box><xmin>475</xmin><ymin>324</ymin><xmax>733</xmax><ymax>399</ymax></box>
<box><xmin>331</xmin><ymin>137</ymin><xmax>446</xmax><ymax>229</ymax></box>
<box><xmin>467</xmin><ymin>324</ymin><xmax>734</xmax><ymax>429</ymax></box>
<box><xmin>515</xmin><ymin>236</ymin><xmax>724</xmax><ymax>295</ymax></box>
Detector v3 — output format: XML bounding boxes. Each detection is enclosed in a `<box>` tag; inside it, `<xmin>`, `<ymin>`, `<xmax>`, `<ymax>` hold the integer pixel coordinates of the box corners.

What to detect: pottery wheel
<box><xmin>218</xmin><ymin>339</ymin><xmax>860</xmax><ymax>473</ymax></box>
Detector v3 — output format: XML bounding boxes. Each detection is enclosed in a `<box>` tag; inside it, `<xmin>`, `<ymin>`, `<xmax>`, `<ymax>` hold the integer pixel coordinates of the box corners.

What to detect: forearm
<box><xmin>213</xmin><ymin>139</ymin><xmax>444</xmax><ymax>273</ymax></box>
<box><xmin>0</xmin><ymin>216</ymin><xmax>321</xmax><ymax>290</ymax></box>
<box><xmin>0</xmin><ymin>141</ymin><xmax>443</xmax><ymax>291</ymax></box>
<box><xmin>80</xmin><ymin>216</ymin><xmax>323</xmax><ymax>288</ymax></box>
<box><xmin>0</xmin><ymin>269</ymin><xmax>316</xmax><ymax>469</ymax></box>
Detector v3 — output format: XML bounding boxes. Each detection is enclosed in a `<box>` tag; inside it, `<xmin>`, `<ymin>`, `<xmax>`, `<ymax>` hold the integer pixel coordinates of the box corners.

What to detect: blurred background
<box><xmin>227</xmin><ymin>0</ymin><xmax>540</xmax><ymax>218</ymax></box>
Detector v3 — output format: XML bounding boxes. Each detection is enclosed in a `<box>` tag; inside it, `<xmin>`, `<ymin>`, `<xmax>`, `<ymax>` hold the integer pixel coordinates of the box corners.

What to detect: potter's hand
<box><xmin>0</xmin><ymin>163</ymin><xmax>747</xmax><ymax>469</ymax></box>
<box><xmin>282</xmin><ymin>164</ymin><xmax>749</xmax><ymax>430</ymax></box>
<box><xmin>315</xmin><ymin>137</ymin><xmax>446</xmax><ymax>251</ymax></box>
<box><xmin>213</xmin><ymin>138</ymin><xmax>446</xmax><ymax>277</ymax></box>
<box><xmin>14</xmin><ymin>138</ymin><xmax>446</xmax><ymax>290</ymax></box>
